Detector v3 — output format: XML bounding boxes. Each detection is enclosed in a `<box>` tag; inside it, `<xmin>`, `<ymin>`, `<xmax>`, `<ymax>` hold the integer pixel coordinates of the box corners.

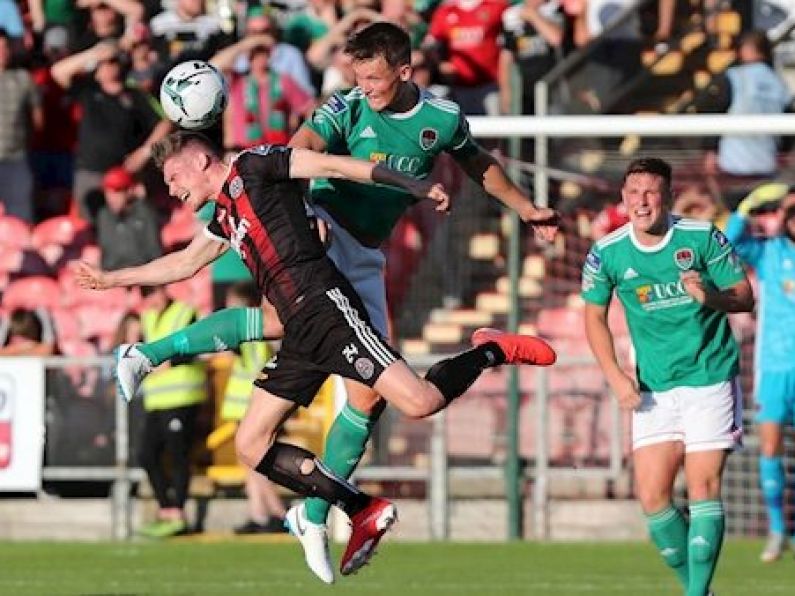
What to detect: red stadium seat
<box><xmin>50</xmin><ymin>308</ymin><xmax>81</xmax><ymax>342</ymax></box>
<box><xmin>537</xmin><ymin>307</ymin><xmax>586</xmax><ymax>339</ymax></box>
<box><xmin>161</xmin><ymin>205</ymin><xmax>198</xmax><ymax>250</ymax></box>
<box><xmin>2</xmin><ymin>276</ymin><xmax>61</xmax><ymax>310</ymax></box>
<box><xmin>31</xmin><ymin>216</ymin><xmax>91</xmax><ymax>249</ymax></box>
<box><xmin>59</xmin><ymin>339</ymin><xmax>98</xmax><ymax>357</ymax></box>
<box><xmin>75</xmin><ymin>304</ymin><xmax>126</xmax><ymax>342</ymax></box>
<box><xmin>0</xmin><ymin>215</ymin><xmax>31</xmax><ymax>249</ymax></box>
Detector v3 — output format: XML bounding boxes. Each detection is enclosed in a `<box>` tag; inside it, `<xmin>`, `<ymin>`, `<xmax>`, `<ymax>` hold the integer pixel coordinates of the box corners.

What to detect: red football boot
<box><xmin>472</xmin><ymin>328</ymin><xmax>556</xmax><ymax>366</ymax></box>
<box><xmin>340</xmin><ymin>497</ymin><xmax>398</xmax><ymax>576</ymax></box>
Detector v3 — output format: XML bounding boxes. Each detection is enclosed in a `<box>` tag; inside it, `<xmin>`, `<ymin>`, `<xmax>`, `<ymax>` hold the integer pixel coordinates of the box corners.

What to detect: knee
<box><xmin>347</xmin><ymin>391</ymin><xmax>383</xmax><ymax>416</ymax></box>
<box><xmin>235</xmin><ymin>425</ymin><xmax>277</xmax><ymax>470</ymax></box>
<box><xmin>688</xmin><ymin>476</ymin><xmax>722</xmax><ymax>502</ymax></box>
<box><xmin>637</xmin><ymin>490</ymin><xmax>671</xmax><ymax>515</ymax></box>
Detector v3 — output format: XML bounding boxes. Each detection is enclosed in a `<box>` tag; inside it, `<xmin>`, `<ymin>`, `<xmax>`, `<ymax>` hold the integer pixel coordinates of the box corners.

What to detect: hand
<box><xmin>680</xmin><ymin>270</ymin><xmax>706</xmax><ymax>304</ymax></box>
<box><xmin>412</xmin><ymin>181</ymin><xmax>450</xmax><ymax>212</ymax></box>
<box><xmin>609</xmin><ymin>372</ymin><xmax>641</xmax><ymax>411</ymax></box>
<box><xmin>73</xmin><ymin>261</ymin><xmax>110</xmax><ymax>290</ymax></box>
<box><xmin>525</xmin><ymin>207</ymin><xmax>560</xmax><ymax>242</ymax></box>
<box><xmin>92</xmin><ymin>40</ymin><xmax>119</xmax><ymax>63</ymax></box>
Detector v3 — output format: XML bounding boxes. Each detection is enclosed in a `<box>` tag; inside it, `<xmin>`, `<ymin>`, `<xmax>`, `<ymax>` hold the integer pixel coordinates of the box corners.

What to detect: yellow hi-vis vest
<box><xmin>141</xmin><ymin>301</ymin><xmax>207</xmax><ymax>411</ymax></box>
<box><xmin>221</xmin><ymin>341</ymin><xmax>271</xmax><ymax>421</ymax></box>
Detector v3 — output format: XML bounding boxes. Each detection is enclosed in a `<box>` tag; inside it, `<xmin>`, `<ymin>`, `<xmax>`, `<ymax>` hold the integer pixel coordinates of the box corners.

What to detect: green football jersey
<box><xmin>581</xmin><ymin>217</ymin><xmax>746</xmax><ymax>392</ymax></box>
<box><xmin>306</xmin><ymin>87</ymin><xmax>479</xmax><ymax>245</ymax></box>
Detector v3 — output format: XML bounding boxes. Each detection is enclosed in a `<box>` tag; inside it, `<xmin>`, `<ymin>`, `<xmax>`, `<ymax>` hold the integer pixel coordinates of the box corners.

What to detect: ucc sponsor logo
<box><xmin>369</xmin><ymin>152</ymin><xmax>422</xmax><ymax>175</ymax></box>
<box><xmin>635</xmin><ymin>280</ymin><xmax>692</xmax><ymax>310</ymax></box>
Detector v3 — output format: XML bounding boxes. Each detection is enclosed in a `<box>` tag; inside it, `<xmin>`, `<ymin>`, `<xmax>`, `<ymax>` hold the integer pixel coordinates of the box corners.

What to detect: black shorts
<box><xmin>254</xmin><ymin>285</ymin><xmax>402</xmax><ymax>406</ymax></box>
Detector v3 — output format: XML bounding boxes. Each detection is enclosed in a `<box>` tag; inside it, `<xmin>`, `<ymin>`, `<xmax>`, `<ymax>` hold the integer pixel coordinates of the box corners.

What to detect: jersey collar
<box><xmin>629</xmin><ymin>214</ymin><xmax>676</xmax><ymax>253</ymax></box>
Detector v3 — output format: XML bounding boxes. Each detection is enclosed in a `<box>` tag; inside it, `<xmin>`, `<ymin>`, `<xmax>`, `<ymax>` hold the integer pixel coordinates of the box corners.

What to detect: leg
<box><xmin>684</xmin><ymin>449</ymin><xmax>728</xmax><ymax>596</ymax></box>
<box><xmin>759</xmin><ymin>423</ymin><xmax>786</xmax><ymax>545</ymax></box>
<box><xmin>374</xmin><ymin>329</ymin><xmax>555</xmax><ymax>418</ymax></box>
<box><xmin>138</xmin><ymin>410</ymin><xmax>170</xmax><ymax>511</ymax></box>
<box><xmin>159</xmin><ymin>405</ymin><xmax>199</xmax><ymax>533</ymax></box>
<box><xmin>237</xmin><ymin>386</ymin><xmax>371</xmax><ymax>516</ymax></box>
<box><xmin>634</xmin><ymin>441</ymin><xmax>690</xmax><ymax>589</ymax></box>
<box><xmin>116</xmin><ymin>302</ymin><xmax>282</xmax><ymax>402</ymax></box>
<box><xmin>138</xmin><ymin>303</ymin><xmax>281</xmax><ymax>366</ymax></box>
<box><xmin>303</xmin><ymin>381</ymin><xmax>384</xmax><ymax>525</ymax></box>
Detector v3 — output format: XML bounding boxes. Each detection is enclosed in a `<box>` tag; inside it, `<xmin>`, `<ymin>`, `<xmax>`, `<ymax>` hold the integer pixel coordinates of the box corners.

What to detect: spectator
<box><xmin>672</xmin><ymin>183</ymin><xmax>729</xmax><ymax>229</ymax></box>
<box><xmin>724</xmin><ymin>183</ymin><xmax>795</xmax><ymax>563</ymax></box>
<box><xmin>29</xmin><ymin>0</ymin><xmax>77</xmax><ymax>33</ymax></box>
<box><xmin>149</xmin><ymin>0</ymin><xmax>225</xmax><ymax>64</ymax></box>
<box><xmin>218</xmin><ymin>281</ymin><xmax>286</xmax><ymax>535</ymax></box>
<box><xmin>212</xmin><ymin>38</ymin><xmax>314</xmax><ymax>151</ymax></box>
<box><xmin>96</xmin><ymin>166</ymin><xmax>162</xmax><ymax>271</ymax></box>
<box><xmin>0</xmin><ymin>307</ymin><xmax>56</xmax><ymax>356</ymax></box>
<box><xmin>282</xmin><ymin>0</ymin><xmax>341</xmax><ymax>90</ymax></box>
<box><xmin>70</xmin><ymin>0</ymin><xmax>144</xmax><ymax>53</ymax></box>
<box><xmin>137</xmin><ymin>285</ymin><xmax>207</xmax><ymax>539</ymax></box>
<box><xmin>499</xmin><ymin>0</ymin><xmax>563</xmax><ymax>118</ymax></box>
<box><xmin>231</xmin><ymin>7</ymin><xmax>315</xmax><ymax>97</ymax></box>
<box><xmin>424</xmin><ymin>0</ymin><xmax>508</xmax><ymax>115</ymax></box>
<box><xmin>700</xmin><ymin>31</ymin><xmax>793</xmax><ymax>209</ymax></box>
<box><xmin>30</xmin><ymin>25</ymin><xmax>78</xmax><ymax>219</ymax></box>
<box><xmin>0</xmin><ymin>0</ymin><xmax>24</xmax><ymax>42</ymax></box>
<box><xmin>0</xmin><ymin>29</ymin><xmax>44</xmax><ymax>223</ymax></box>
<box><xmin>51</xmin><ymin>40</ymin><xmax>171</xmax><ymax>222</ymax></box>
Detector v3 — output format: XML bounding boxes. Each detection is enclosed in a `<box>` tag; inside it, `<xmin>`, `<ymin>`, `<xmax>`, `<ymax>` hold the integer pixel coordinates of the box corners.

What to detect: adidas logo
<box><xmin>360</xmin><ymin>125</ymin><xmax>377</xmax><ymax>139</ymax></box>
<box><xmin>623</xmin><ymin>267</ymin><xmax>639</xmax><ymax>280</ymax></box>
<box><xmin>659</xmin><ymin>547</ymin><xmax>678</xmax><ymax>558</ymax></box>
<box><xmin>690</xmin><ymin>536</ymin><xmax>710</xmax><ymax>548</ymax></box>
<box><xmin>213</xmin><ymin>336</ymin><xmax>229</xmax><ymax>352</ymax></box>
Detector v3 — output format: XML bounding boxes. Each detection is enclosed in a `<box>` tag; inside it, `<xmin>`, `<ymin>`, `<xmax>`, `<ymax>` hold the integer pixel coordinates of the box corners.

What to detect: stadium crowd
<box><xmin>1</xmin><ymin>0</ymin><xmax>794</xmax><ymax>552</ymax></box>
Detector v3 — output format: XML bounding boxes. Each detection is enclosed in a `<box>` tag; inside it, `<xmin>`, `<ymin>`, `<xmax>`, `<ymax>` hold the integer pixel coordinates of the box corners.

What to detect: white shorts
<box><xmin>315</xmin><ymin>206</ymin><xmax>388</xmax><ymax>337</ymax></box>
<box><xmin>632</xmin><ymin>378</ymin><xmax>743</xmax><ymax>453</ymax></box>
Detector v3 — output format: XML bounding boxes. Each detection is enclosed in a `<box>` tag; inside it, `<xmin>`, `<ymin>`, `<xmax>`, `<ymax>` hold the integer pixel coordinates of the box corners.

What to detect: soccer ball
<box><xmin>159</xmin><ymin>60</ymin><xmax>228</xmax><ymax>130</ymax></box>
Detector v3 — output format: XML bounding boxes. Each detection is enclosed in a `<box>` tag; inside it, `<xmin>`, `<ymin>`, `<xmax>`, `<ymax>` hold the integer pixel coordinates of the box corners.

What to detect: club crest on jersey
<box><xmin>228</xmin><ymin>176</ymin><xmax>243</xmax><ymax>199</ymax></box>
<box><xmin>674</xmin><ymin>248</ymin><xmax>694</xmax><ymax>270</ymax></box>
<box><xmin>420</xmin><ymin>127</ymin><xmax>438</xmax><ymax>150</ymax></box>
<box><xmin>355</xmin><ymin>357</ymin><xmax>375</xmax><ymax>380</ymax></box>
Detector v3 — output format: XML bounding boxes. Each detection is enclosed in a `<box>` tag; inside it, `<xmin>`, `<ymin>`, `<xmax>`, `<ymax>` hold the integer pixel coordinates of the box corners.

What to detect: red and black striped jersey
<box><xmin>204</xmin><ymin>145</ymin><xmax>343</xmax><ymax>322</ymax></box>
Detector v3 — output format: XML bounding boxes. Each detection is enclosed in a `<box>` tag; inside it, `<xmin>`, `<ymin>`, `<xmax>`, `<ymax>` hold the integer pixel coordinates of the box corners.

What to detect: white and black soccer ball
<box><xmin>159</xmin><ymin>60</ymin><xmax>229</xmax><ymax>130</ymax></box>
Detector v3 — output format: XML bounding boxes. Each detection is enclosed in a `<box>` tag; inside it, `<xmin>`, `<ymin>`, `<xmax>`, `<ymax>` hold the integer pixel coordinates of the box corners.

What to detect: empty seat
<box><xmin>0</xmin><ymin>215</ymin><xmax>31</xmax><ymax>249</ymax></box>
<box><xmin>50</xmin><ymin>308</ymin><xmax>81</xmax><ymax>342</ymax></box>
<box><xmin>2</xmin><ymin>276</ymin><xmax>61</xmax><ymax>310</ymax></box>
<box><xmin>537</xmin><ymin>307</ymin><xmax>585</xmax><ymax>339</ymax></box>
<box><xmin>161</xmin><ymin>206</ymin><xmax>198</xmax><ymax>250</ymax></box>
<box><xmin>59</xmin><ymin>339</ymin><xmax>98</xmax><ymax>357</ymax></box>
<box><xmin>31</xmin><ymin>216</ymin><xmax>91</xmax><ymax>249</ymax></box>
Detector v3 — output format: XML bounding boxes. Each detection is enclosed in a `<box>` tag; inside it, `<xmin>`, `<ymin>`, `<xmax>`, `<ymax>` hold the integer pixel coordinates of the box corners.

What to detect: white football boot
<box><xmin>285</xmin><ymin>503</ymin><xmax>334</xmax><ymax>584</ymax></box>
<box><xmin>114</xmin><ymin>343</ymin><xmax>152</xmax><ymax>403</ymax></box>
<box><xmin>760</xmin><ymin>532</ymin><xmax>786</xmax><ymax>563</ymax></box>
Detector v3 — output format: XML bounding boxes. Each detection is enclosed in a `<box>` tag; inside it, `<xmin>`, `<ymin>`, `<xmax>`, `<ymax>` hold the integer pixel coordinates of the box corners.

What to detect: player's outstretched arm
<box><xmin>680</xmin><ymin>272</ymin><xmax>755</xmax><ymax>313</ymax></box>
<box><xmin>288</xmin><ymin>148</ymin><xmax>450</xmax><ymax>210</ymax></box>
<box><xmin>455</xmin><ymin>146</ymin><xmax>559</xmax><ymax>240</ymax></box>
<box><xmin>74</xmin><ymin>232</ymin><xmax>227</xmax><ymax>290</ymax></box>
<box><xmin>584</xmin><ymin>302</ymin><xmax>640</xmax><ymax>411</ymax></box>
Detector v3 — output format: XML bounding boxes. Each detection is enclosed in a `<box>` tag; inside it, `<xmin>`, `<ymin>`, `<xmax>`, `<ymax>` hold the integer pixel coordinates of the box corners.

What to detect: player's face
<box><xmin>352</xmin><ymin>56</ymin><xmax>410</xmax><ymax>112</ymax></box>
<box><xmin>621</xmin><ymin>172</ymin><xmax>670</xmax><ymax>236</ymax></box>
<box><xmin>163</xmin><ymin>153</ymin><xmax>210</xmax><ymax>211</ymax></box>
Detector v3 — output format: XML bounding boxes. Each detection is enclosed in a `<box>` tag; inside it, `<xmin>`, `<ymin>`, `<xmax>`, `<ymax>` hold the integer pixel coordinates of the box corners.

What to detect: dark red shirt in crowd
<box><xmin>429</xmin><ymin>0</ymin><xmax>508</xmax><ymax>86</ymax></box>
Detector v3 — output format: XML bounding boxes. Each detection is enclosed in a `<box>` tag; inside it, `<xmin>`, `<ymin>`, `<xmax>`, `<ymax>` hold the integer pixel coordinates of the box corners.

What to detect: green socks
<box><xmin>647</xmin><ymin>504</ymin><xmax>690</xmax><ymax>589</ymax></box>
<box><xmin>304</xmin><ymin>403</ymin><xmax>378</xmax><ymax>525</ymax></box>
<box><xmin>687</xmin><ymin>500</ymin><xmax>725</xmax><ymax>596</ymax></box>
<box><xmin>138</xmin><ymin>307</ymin><xmax>264</xmax><ymax>365</ymax></box>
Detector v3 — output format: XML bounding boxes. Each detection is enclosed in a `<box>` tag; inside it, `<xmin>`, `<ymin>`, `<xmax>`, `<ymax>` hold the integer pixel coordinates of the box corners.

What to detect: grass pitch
<box><xmin>0</xmin><ymin>539</ymin><xmax>790</xmax><ymax>595</ymax></box>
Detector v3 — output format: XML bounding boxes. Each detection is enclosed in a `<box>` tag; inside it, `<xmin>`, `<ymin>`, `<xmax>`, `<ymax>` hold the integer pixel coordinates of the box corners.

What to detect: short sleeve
<box><xmin>236</xmin><ymin>145</ymin><xmax>293</xmax><ymax>183</ymax></box>
<box><xmin>203</xmin><ymin>204</ymin><xmax>228</xmax><ymax>244</ymax></box>
<box><xmin>447</xmin><ymin>110</ymin><xmax>479</xmax><ymax>159</ymax></box>
<box><xmin>703</xmin><ymin>225</ymin><xmax>746</xmax><ymax>289</ymax></box>
<box><xmin>305</xmin><ymin>92</ymin><xmax>350</xmax><ymax>146</ymax></box>
<box><xmin>581</xmin><ymin>245</ymin><xmax>613</xmax><ymax>305</ymax></box>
